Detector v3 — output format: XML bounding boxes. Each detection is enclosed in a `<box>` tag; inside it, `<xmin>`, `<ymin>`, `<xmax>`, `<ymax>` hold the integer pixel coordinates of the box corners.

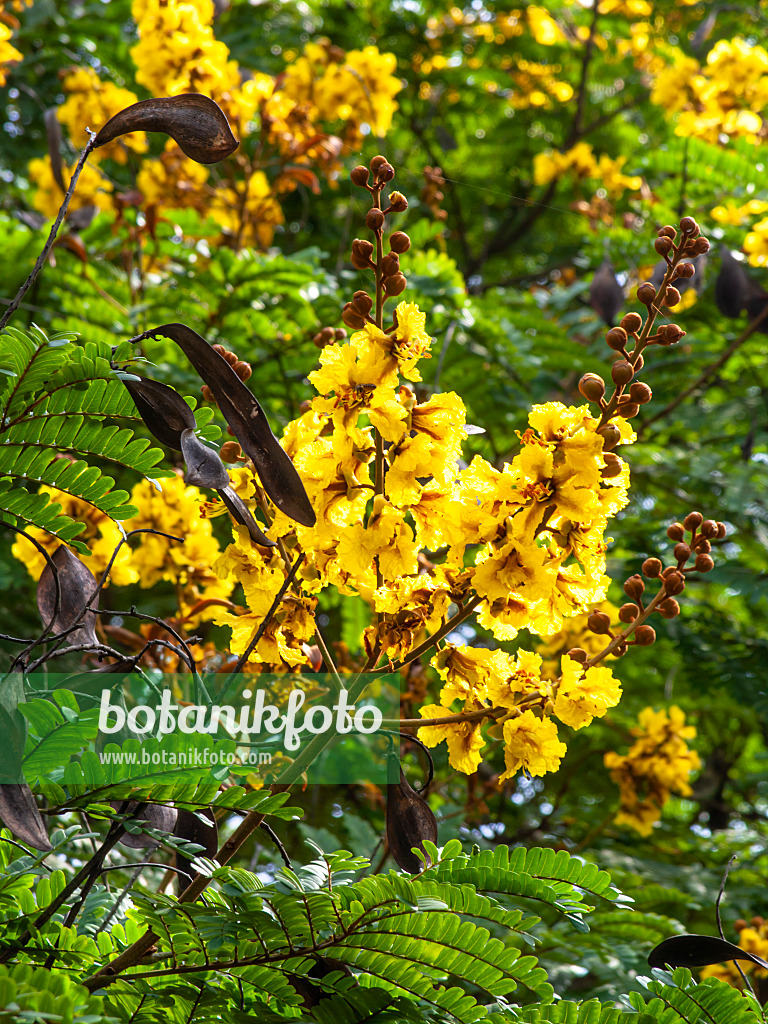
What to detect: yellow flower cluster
<box><xmin>57</xmin><ymin>67</ymin><xmax>147</xmax><ymax>162</ymax></box>
<box><xmin>27</xmin><ymin>157</ymin><xmax>113</xmax><ymax>220</ymax></box>
<box><xmin>700</xmin><ymin>920</ymin><xmax>768</xmax><ymax>990</ymax></box>
<box><xmin>534</xmin><ymin>142</ymin><xmax>642</xmax><ymax>197</ymax></box>
<box><xmin>527</xmin><ymin>6</ymin><xmax>565</xmax><ymax>47</ymax></box>
<box><xmin>282</xmin><ymin>41</ymin><xmax>401</xmax><ymax>138</ymax></box>
<box><xmin>604</xmin><ymin>705</ymin><xmax>700</xmax><ymax>836</ymax></box>
<box><xmin>651</xmin><ymin>38</ymin><xmax>768</xmax><ymax>144</ymax></box>
<box><xmin>508</xmin><ymin>60</ymin><xmax>574</xmax><ymax>110</ymax></box>
<box><xmin>0</xmin><ymin>17</ymin><xmax>22</xmax><ymax>88</ymax></box>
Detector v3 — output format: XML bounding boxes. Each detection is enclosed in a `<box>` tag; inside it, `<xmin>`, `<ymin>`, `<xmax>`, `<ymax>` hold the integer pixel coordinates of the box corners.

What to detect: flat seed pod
<box><xmin>218</xmin><ymin>485</ymin><xmax>275</xmax><ymax>547</ymax></box>
<box><xmin>93</xmin><ymin>94</ymin><xmax>238</xmax><ymax>165</ymax></box>
<box><xmin>114</xmin><ymin>801</ymin><xmax>178</xmax><ymax>850</ymax></box>
<box><xmin>174</xmin><ymin>807</ymin><xmax>218</xmax><ymax>891</ymax></box>
<box><xmin>648</xmin><ymin>933</ymin><xmax>768</xmax><ymax>970</ymax></box>
<box><xmin>121</xmin><ymin>374</ymin><xmax>197</xmax><ymax>450</ymax></box>
<box><xmin>386</xmin><ymin>767</ymin><xmax>438</xmax><ymax>873</ymax></box>
<box><xmin>37</xmin><ymin>544</ymin><xmax>99</xmax><ymax>647</ymax></box>
<box><xmin>0</xmin><ymin>783</ymin><xmax>53</xmax><ymax>852</ymax></box>
<box><xmin>180</xmin><ymin>428</ymin><xmax>230</xmax><ymax>489</ymax></box>
<box><xmin>589</xmin><ymin>258</ymin><xmax>624</xmax><ymax>326</ymax></box>
<box><xmin>147</xmin><ymin>323</ymin><xmax>316</xmax><ymax>527</ymax></box>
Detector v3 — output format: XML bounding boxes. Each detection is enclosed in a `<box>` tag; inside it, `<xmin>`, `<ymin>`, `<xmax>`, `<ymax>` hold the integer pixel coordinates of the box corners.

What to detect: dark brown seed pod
<box><xmin>180</xmin><ymin>427</ymin><xmax>230</xmax><ymax>490</ymax></box>
<box><xmin>115</xmin><ymin>802</ymin><xmax>178</xmax><ymax>850</ymax></box>
<box><xmin>144</xmin><ymin>324</ymin><xmax>316</xmax><ymax>528</ymax></box>
<box><xmin>121</xmin><ymin>373</ymin><xmax>197</xmax><ymax>450</ymax></box>
<box><xmin>217</xmin><ymin>485</ymin><xmax>275</xmax><ymax>547</ymax></box>
<box><xmin>93</xmin><ymin>94</ymin><xmax>238</xmax><ymax>164</ymax></box>
<box><xmin>589</xmin><ymin>258</ymin><xmax>624</xmax><ymax>326</ymax></box>
<box><xmin>0</xmin><ymin>783</ymin><xmax>53</xmax><ymax>852</ymax></box>
<box><xmin>37</xmin><ymin>544</ymin><xmax>99</xmax><ymax>648</ymax></box>
<box><xmin>174</xmin><ymin>807</ymin><xmax>218</xmax><ymax>892</ymax></box>
<box><xmin>386</xmin><ymin>767</ymin><xmax>438</xmax><ymax>873</ymax></box>
<box><xmin>648</xmin><ymin>933</ymin><xmax>768</xmax><ymax>971</ymax></box>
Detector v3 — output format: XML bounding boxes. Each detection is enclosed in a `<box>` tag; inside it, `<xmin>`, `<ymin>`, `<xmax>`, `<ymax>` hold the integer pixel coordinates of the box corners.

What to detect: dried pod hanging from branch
<box><xmin>173</xmin><ymin>807</ymin><xmax>218</xmax><ymax>892</ymax></box>
<box><xmin>648</xmin><ymin>933</ymin><xmax>768</xmax><ymax>971</ymax></box>
<box><xmin>0</xmin><ymin>783</ymin><xmax>53</xmax><ymax>852</ymax></box>
<box><xmin>36</xmin><ymin>544</ymin><xmax>99</xmax><ymax>648</ymax></box>
<box><xmin>385</xmin><ymin>759</ymin><xmax>438</xmax><ymax>873</ymax></box>
<box><xmin>93</xmin><ymin>94</ymin><xmax>238</xmax><ymax>164</ymax></box>
<box><xmin>114</xmin><ymin>801</ymin><xmax>178</xmax><ymax>850</ymax></box>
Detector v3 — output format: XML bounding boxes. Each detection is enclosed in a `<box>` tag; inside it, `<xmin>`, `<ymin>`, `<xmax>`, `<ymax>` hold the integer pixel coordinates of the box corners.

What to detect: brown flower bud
<box><xmin>617</xmin><ymin>398</ymin><xmax>640</xmax><ymax>418</ymax></box>
<box><xmin>694</xmin><ymin>553</ymin><xmax>715</xmax><ymax>573</ymax></box>
<box><xmin>716</xmin><ymin>522</ymin><xmax>727</xmax><ymax>539</ymax></box>
<box><xmin>606</xmin><ymin>326</ymin><xmax>628</xmax><ymax>351</ymax></box>
<box><xmin>224</xmin><ymin>349</ymin><xmax>238</xmax><ymax>366</ymax></box>
<box><xmin>334</xmin><ymin>328</ymin><xmax>347</xmax><ymax>340</ymax></box>
<box><xmin>655</xmin><ymin>236</ymin><xmax>673</xmax><ymax>256</ymax></box>
<box><xmin>735</xmin><ymin>920</ymin><xmax>748</xmax><ymax>932</ymax></box>
<box><xmin>370</xmin><ymin>155</ymin><xmax>388</xmax><ymax>173</ymax></box>
<box><xmin>201</xmin><ymin>384</ymin><xmax>216</xmax><ymax>403</ymax></box>
<box><xmin>664</xmin><ymin>286</ymin><xmax>681</xmax><ymax>307</ymax></box>
<box><xmin>366</xmin><ymin>208</ymin><xmax>385</xmax><ymax>231</ymax></box>
<box><xmin>377</xmin><ymin>162</ymin><xmax>396</xmax><ymax>183</ymax></box>
<box><xmin>342</xmin><ymin>303</ymin><xmax>366</xmax><ymax>329</ymax></box>
<box><xmin>387</xmin><ymin>190</ymin><xmax>408</xmax><ymax>211</ymax></box>
<box><xmin>566</xmin><ymin>647</ymin><xmax>588</xmax><ymax>663</ymax></box>
<box><xmin>680</xmin><ymin>216</ymin><xmax>699</xmax><ymax>235</ymax></box>
<box><xmin>634</xmin><ymin>624</ymin><xmax>656</xmax><ymax>646</ymax></box>
<box><xmin>351</xmin><ymin>238</ymin><xmax>374</xmax><ymax>269</ymax></box>
<box><xmin>381</xmin><ymin>252</ymin><xmax>400</xmax><ymax>277</ymax></box>
<box><xmin>389</xmin><ymin>230</ymin><xmax>411</xmax><ymax>253</ymax></box>
<box><xmin>220</xmin><ymin>441</ymin><xmax>242</xmax><ymax>462</ymax></box>
<box><xmin>664</xmin><ymin>571</ymin><xmax>686</xmax><ymax>596</ymax></box>
<box><xmin>683</xmin><ymin>511</ymin><xmax>703</xmax><ymax>531</ymax></box>
<box><xmin>629</xmin><ymin>381</ymin><xmax>652</xmax><ymax>404</ymax></box>
<box><xmin>598</xmin><ymin>423</ymin><xmax>621</xmax><ymax>450</ymax></box>
<box><xmin>658</xmin><ymin>597</ymin><xmax>680</xmax><ymax>619</ymax></box>
<box><xmin>351</xmin><ymin>164</ymin><xmax>370</xmax><ymax>187</ymax></box>
<box><xmin>642</xmin><ymin>558</ymin><xmax>663</xmax><ymax>579</ymax></box>
<box><xmin>383</xmin><ymin>272</ymin><xmax>408</xmax><ymax>296</ymax></box>
<box><xmin>624</xmin><ymin>574</ymin><xmax>645</xmax><ymax>599</ymax></box>
<box><xmin>667</xmin><ymin>522</ymin><xmax>685</xmax><ymax>541</ymax></box>
<box><xmin>657</xmin><ymin>323</ymin><xmax>685</xmax><ymax>345</ymax></box>
<box><xmin>751</xmin><ymin>917</ymin><xmax>765</xmax><ymax>927</ymax></box>
<box><xmin>313</xmin><ymin>326</ymin><xmax>335</xmax><ymax>349</ymax></box>
<box><xmin>676</xmin><ymin>262</ymin><xmax>695</xmax><ymax>279</ymax></box>
<box><xmin>212</xmin><ymin>344</ymin><xmax>227</xmax><ymax>356</ymax></box>
<box><xmin>620</xmin><ymin>311</ymin><xmax>643</xmax><ymax>333</ymax></box>
<box><xmin>699</xmin><ymin>519</ymin><xmax>718</xmax><ymax>539</ymax></box>
<box><xmin>637</xmin><ymin>282</ymin><xmax>657</xmax><ymax>305</ymax></box>
<box><xmin>351</xmin><ymin>290</ymin><xmax>373</xmax><ymax>315</ymax></box>
<box><xmin>611</xmin><ymin>360</ymin><xmax>634</xmax><ymax>385</ymax></box>
<box><xmin>579</xmin><ymin>373</ymin><xmax>606</xmax><ymax>402</ymax></box>
<box><xmin>693</xmin><ymin>536</ymin><xmax>711</xmax><ymax>554</ymax></box>
<box><xmin>619</xmin><ymin>602</ymin><xmax>640</xmax><ymax>623</ymax></box>
<box><xmin>614</xmin><ymin>641</ymin><xmax>628</xmax><ymax>656</ymax></box>
<box><xmin>233</xmin><ymin>360</ymin><xmax>252</xmax><ymax>381</ymax></box>
<box><xmin>693</xmin><ymin>237</ymin><xmax>710</xmax><ymax>255</ymax></box>
<box><xmin>658</xmin><ymin>225</ymin><xmax>677</xmax><ymax>239</ymax></box>
<box><xmin>673</xmin><ymin>542</ymin><xmax>691</xmax><ymax>562</ymax></box>
<box><xmin>632</xmin><ymin>352</ymin><xmax>645</xmax><ymax>371</ymax></box>
<box><xmin>588</xmin><ymin>611</ymin><xmax>612</xmax><ymax>634</ymax></box>
<box><xmin>601</xmin><ymin>452</ymin><xmax>623</xmax><ymax>478</ymax></box>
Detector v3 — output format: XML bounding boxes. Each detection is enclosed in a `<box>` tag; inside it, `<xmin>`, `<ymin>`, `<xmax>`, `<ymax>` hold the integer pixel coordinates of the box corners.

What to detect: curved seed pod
<box><xmin>180</xmin><ymin>427</ymin><xmax>230</xmax><ymax>489</ymax></box>
<box><xmin>0</xmin><ymin>783</ymin><xmax>53</xmax><ymax>852</ymax></box>
<box><xmin>147</xmin><ymin>323</ymin><xmax>316</xmax><ymax>527</ymax></box>
<box><xmin>114</xmin><ymin>802</ymin><xmax>178</xmax><ymax>850</ymax></box>
<box><xmin>648</xmin><ymin>933</ymin><xmax>768</xmax><ymax>971</ymax></box>
<box><xmin>121</xmin><ymin>373</ymin><xmax>197</xmax><ymax>450</ymax></box>
<box><xmin>93</xmin><ymin>94</ymin><xmax>238</xmax><ymax>165</ymax></box>
<box><xmin>37</xmin><ymin>544</ymin><xmax>99</xmax><ymax>647</ymax></box>
<box><xmin>715</xmin><ymin>247</ymin><xmax>768</xmax><ymax>330</ymax></box>
<box><xmin>174</xmin><ymin>807</ymin><xmax>218</xmax><ymax>892</ymax></box>
<box><xmin>386</xmin><ymin>766</ymin><xmax>438</xmax><ymax>873</ymax></box>
<box><xmin>589</xmin><ymin>258</ymin><xmax>625</xmax><ymax>326</ymax></box>
<box><xmin>218</xmin><ymin>485</ymin><xmax>275</xmax><ymax>547</ymax></box>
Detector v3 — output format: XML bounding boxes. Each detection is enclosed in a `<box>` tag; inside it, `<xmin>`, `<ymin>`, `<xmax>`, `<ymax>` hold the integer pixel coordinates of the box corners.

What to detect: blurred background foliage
<box><xmin>1</xmin><ymin>0</ymin><xmax>768</xmax><ymax>1006</ymax></box>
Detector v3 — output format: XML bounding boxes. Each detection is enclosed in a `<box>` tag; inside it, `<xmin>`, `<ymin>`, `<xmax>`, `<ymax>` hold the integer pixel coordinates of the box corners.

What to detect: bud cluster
<box><xmin>581</xmin><ymin>510</ymin><xmax>724</xmax><ymax>658</ymax></box>
<box><xmin>578</xmin><ymin>216</ymin><xmax>710</xmax><ymax>452</ymax></box>
<box><xmin>202</xmin><ymin>344</ymin><xmax>252</xmax><ymax>403</ymax></box>
<box><xmin>421</xmin><ymin>165</ymin><xmax>447</xmax><ymax>222</ymax></box>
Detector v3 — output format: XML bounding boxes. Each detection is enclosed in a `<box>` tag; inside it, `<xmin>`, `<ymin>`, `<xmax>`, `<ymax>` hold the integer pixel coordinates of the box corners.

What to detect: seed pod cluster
<box><xmin>385</xmin><ymin>763</ymin><xmax>438</xmax><ymax>874</ymax></box>
<box><xmin>348</xmin><ymin>155</ymin><xmax>411</xmax><ymax>302</ymax></box>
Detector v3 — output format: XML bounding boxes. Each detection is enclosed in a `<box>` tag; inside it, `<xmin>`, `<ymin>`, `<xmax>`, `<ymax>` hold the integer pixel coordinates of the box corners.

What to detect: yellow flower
<box><xmin>28</xmin><ymin>157</ymin><xmax>113</xmax><ymax>220</ymax></box>
<box><xmin>553</xmin><ymin>655</ymin><xmax>622</xmax><ymax>729</ymax></box>
<box><xmin>136</xmin><ymin>141</ymin><xmax>210</xmax><ymax>213</ymax></box>
<box><xmin>418</xmin><ymin>704</ymin><xmax>485</xmax><ymax>774</ymax></box>
<box><xmin>485</xmin><ymin>649</ymin><xmax>547</xmax><ymax>710</ymax></box>
<box><xmin>0</xmin><ymin>22</ymin><xmax>22</xmax><ymax>87</ymax></box>
<box><xmin>499</xmin><ymin>711</ymin><xmax>566</xmax><ymax>781</ymax></box>
<box><xmin>527</xmin><ymin>6</ymin><xmax>565</xmax><ymax>46</ymax></box>
<box><xmin>58</xmin><ymin>67</ymin><xmax>147</xmax><ymax>161</ymax></box>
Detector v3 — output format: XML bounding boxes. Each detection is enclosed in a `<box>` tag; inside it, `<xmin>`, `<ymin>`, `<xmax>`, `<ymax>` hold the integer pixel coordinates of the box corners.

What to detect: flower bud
<box><xmin>224</xmin><ymin>350</ymin><xmax>238</xmax><ymax>366</ymax></box>
<box><xmin>683</xmin><ymin>511</ymin><xmax>703</xmax><ymax>531</ymax></box>
<box><xmin>698</xmin><ymin>519</ymin><xmax>717</xmax><ymax>539</ymax></box>
<box><xmin>664</xmin><ymin>286</ymin><xmax>681</xmax><ymax>307</ymax></box>
<box><xmin>351</xmin><ymin>164</ymin><xmax>370</xmax><ymax>186</ymax></box>
<box><xmin>624</xmin><ymin>574</ymin><xmax>645</xmax><ymax>599</ymax></box>
<box><xmin>716</xmin><ymin>522</ymin><xmax>727</xmax><ymax>539</ymax></box>
<box><xmin>614</xmin><ymin>641</ymin><xmax>628</xmax><ymax>656</ymax></box>
<box><xmin>680</xmin><ymin>216</ymin><xmax>699</xmax><ymax>235</ymax></box>
<box><xmin>617</xmin><ymin>398</ymin><xmax>640</xmax><ymax>418</ymax></box>
<box><xmin>597</xmin><ymin>423</ymin><xmax>621</xmax><ymax>450</ymax></box>
<box><xmin>694</xmin><ymin>553</ymin><xmax>715</xmax><ymax>573</ymax></box>
<box><xmin>611</xmin><ymin>360</ymin><xmax>634</xmax><ymax>385</ymax></box>
<box><xmin>693</xmin><ymin>536</ymin><xmax>711</xmax><ymax>554</ymax></box>
<box><xmin>632</xmin><ymin>352</ymin><xmax>645</xmax><ymax>371</ymax></box>
<box><xmin>657</xmin><ymin>323</ymin><xmax>685</xmax><ymax>345</ymax></box>
<box><xmin>233</xmin><ymin>360</ymin><xmax>252</xmax><ymax>381</ymax></box>
<box><xmin>351</xmin><ymin>238</ymin><xmax>374</xmax><ymax>269</ymax></box>
<box><xmin>658</xmin><ymin>225</ymin><xmax>677</xmax><ymax>239</ymax></box>
<box><xmin>658</xmin><ymin>598</ymin><xmax>680</xmax><ymax>619</ymax></box>
<box><xmin>619</xmin><ymin>602</ymin><xmax>640</xmax><ymax>623</ymax></box>
<box><xmin>606</xmin><ymin>326</ymin><xmax>628</xmax><ymax>351</ymax></box>
<box><xmin>579</xmin><ymin>373</ymin><xmax>606</xmax><ymax>402</ymax></box>
<box><xmin>566</xmin><ymin>647</ymin><xmax>588</xmax><ymax>663</ymax></box>
<box><xmin>588</xmin><ymin>611</ymin><xmax>612</xmax><ymax>634</ymax></box>
<box><xmin>664</xmin><ymin>571</ymin><xmax>686</xmax><ymax>596</ymax></box>
<box><xmin>620</xmin><ymin>311</ymin><xmax>643</xmax><ymax>333</ymax></box>
<box><xmin>351</xmin><ymin>290</ymin><xmax>373</xmax><ymax>315</ymax></box>
<box><xmin>667</xmin><ymin>522</ymin><xmax>685</xmax><ymax>541</ymax></box>
<box><xmin>370</xmin><ymin>155</ymin><xmax>388</xmax><ymax>173</ymax></box>
<box><xmin>313</xmin><ymin>326</ymin><xmax>335</xmax><ymax>349</ymax></box>
<box><xmin>642</xmin><ymin>557</ymin><xmax>663</xmax><ymax>578</ymax></box>
<box><xmin>601</xmin><ymin>452</ymin><xmax>623</xmax><ymax>478</ymax></box>
<box><xmin>366</xmin><ymin>208</ymin><xmax>385</xmax><ymax>231</ymax></box>
<box><xmin>676</xmin><ymin>262</ymin><xmax>695</xmax><ymax>279</ymax></box>
<box><xmin>389</xmin><ymin>230</ymin><xmax>411</xmax><ymax>253</ymax></box>
<box><xmin>673</xmin><ymin>542</ymin><xmax>691</xmax><ymax>562</ymax></box>
<box><xmin>384</xmin><ymin>272</ymin><xmax>408</xmax><ymax>296</ymax></box>
<box><xmin>387</xmin><ymin>190</ymin><xmax>408</xmax><ymax>212</ymax></box>
<box><xmin>212</xmin><ymin>344</ymin><xmax>227</xmax><ymax>356</ymax></box>
<box><xmin>693</xmin><ymin>237</ymin><xmax>710</xmax><ymax>254</ymax></box>
<box><xmin>334</xmin><ymin>328</ymin><xmax>347</xmax><ymax>340</ymax></box>
<box><xmin>220</xmin><ymin>441</ymin><xmax>242</xmax><ymax>462</ymax></box>
<box><xmin>637</xmin><ymin>282</ymin><xmax>657</xmax><ymax>305</ymax></box>
<box><xmin>381</xmin><ymin>252</ymin><xmax>400</xmax><ymax>277</ymax></box>
<box><xmin>377</xmin><ymin>162</ymin><xmax>396</xmax><ymax>183</ymax></box>
<box><xmin>201</xmin><ymin>384</ymin><xmax>215</xmax><ymax>403</ymax></box>
<box><xmin>342</xmin><ymin>303</ymin><xmax>366</xmax><ymax>329</ymax></box>
<box><xmin>634</xmin><ymin>624</ymin><xmax>656</xmax><ymax>646</ymax></box>
<box><xmin>629</xmin><ymin>381</ymin><xmax>652</xmax><ymax>404</ymax></box>
<box><xmin>655</xmin><ymin>237</ymin><xmax>673</xmax><ymax>256</ymax></box>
